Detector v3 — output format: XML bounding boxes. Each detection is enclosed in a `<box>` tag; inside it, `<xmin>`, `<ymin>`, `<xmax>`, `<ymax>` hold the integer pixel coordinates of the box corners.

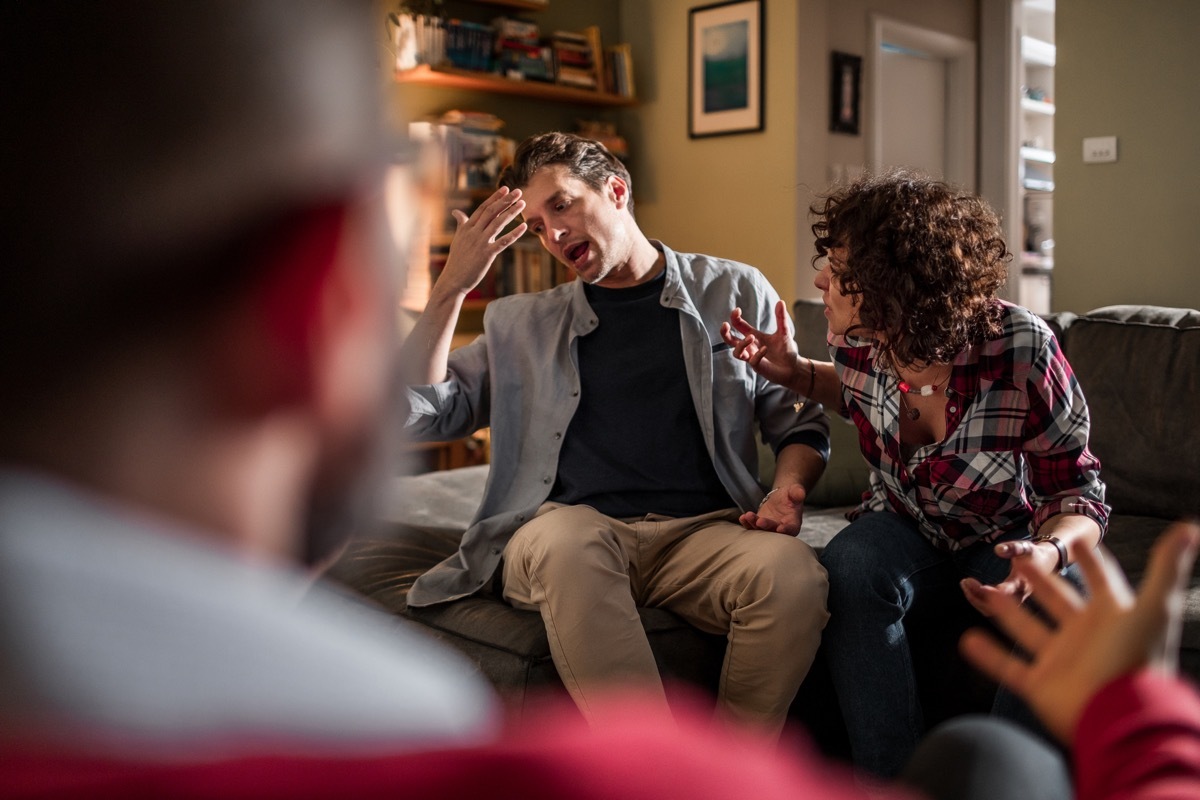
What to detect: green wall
<box><xmin>1054</xmin><ymin>0</ymin><xmax>1200</xmax><ymax>311</ymax></box>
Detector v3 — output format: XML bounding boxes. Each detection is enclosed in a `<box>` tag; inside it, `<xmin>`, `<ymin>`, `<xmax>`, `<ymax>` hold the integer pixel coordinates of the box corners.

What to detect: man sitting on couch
<box><xmin>400</xmin><ymin>132</ymin><xmax>831</xmax><ymax>737</ymax></box>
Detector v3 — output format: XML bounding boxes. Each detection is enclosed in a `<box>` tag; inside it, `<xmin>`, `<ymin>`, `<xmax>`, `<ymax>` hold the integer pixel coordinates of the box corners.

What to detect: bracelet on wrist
<box><xmin>759</xmin><ymin>488</ymin><xmax>779</xmax><ymax>509</ymax></box>
<box><xmin>1031</xmin><ymin>534</ymin><xmax>1069</xmax><ymax>574</ymax></box>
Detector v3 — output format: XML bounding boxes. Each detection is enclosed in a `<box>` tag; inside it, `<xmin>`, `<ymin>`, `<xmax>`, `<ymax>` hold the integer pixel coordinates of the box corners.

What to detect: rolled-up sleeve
<box><xmin>403</xmin><ymin>339</ymin><xmax>491</xmax><ymax>442</ymax></box>
<box><xmin>1023</xmin><ymin>336</ymin><xmax>1111</xmax><ymax>535</ymax></box>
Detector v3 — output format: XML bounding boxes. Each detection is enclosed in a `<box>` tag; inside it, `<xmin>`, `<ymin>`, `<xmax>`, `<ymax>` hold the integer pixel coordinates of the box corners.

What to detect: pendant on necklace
<box><xmin>905</xmin><ymin>406</ymin><xmax>921</xmax><ymax>421</ymax></box>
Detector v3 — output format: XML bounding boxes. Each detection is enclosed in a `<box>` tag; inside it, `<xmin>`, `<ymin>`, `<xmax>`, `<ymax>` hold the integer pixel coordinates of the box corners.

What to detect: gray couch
<box><xmin>326</xmin><ymin>301</ymin><xmax>1200</xmax><ymax>743</ymax></box>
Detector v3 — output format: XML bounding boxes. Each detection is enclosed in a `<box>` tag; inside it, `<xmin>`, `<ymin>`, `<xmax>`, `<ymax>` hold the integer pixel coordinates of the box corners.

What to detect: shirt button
<box><xmin>553</xmin><ymin>432</ymin><xmax>562</xmax><ymax>439</ymax></box>
<box><xmin>948</xmin><ymin>405</ymin><xmax>957</xmax><ymax>413</ymax></box>
<box><xmin>571</xmin><ymin>390</ymin><xmax>579</xmax><ymax>397</ymax></box>
<box><xmin>517</xmin><ymin>515</ymin><xmax>525</xmax><ymax>522</ymax></box>
<box><xmin>543</xmin><ymin>477</ymin><xmax>551</xmax><ymax>484</ymax></box>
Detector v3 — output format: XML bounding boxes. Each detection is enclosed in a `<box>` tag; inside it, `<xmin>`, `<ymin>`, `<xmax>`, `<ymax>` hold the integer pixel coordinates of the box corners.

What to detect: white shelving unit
<box><xmin>1018</xmin><ymin>0</ymin><xmax>1055</xmax><ymax>313</ymax></box>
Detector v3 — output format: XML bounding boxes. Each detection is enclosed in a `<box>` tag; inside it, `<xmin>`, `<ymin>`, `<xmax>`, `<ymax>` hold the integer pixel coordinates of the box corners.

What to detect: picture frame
<box><xmin>829</xmin><ymin>51</ymin><xmax>862</xmax><ymax>135</ymax></box>
<box><xmin>688</xmin><ymin>0</ymin><xmax>764</xmax><ymax>138</ymax></box>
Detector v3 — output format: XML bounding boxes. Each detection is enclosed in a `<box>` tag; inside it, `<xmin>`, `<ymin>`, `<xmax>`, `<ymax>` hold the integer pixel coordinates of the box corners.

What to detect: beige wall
<box><xmin>619</xmin><ymin>0</ymin><xmax>976</xmax><ymax>303</ymax></box>
<box><xmin>616</xmin><ymin>0</ymin><xmax>818</xmax><ymax>302</ymax></box>
<box><xmin>1053</xmin><ymin>0</ymin><xmax>1200</xmax><ymax>312</ymax></box>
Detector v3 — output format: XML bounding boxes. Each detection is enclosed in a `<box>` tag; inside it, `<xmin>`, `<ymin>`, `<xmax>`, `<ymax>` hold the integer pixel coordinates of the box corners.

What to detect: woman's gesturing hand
<box><xmin>720</xmin><ymin>301</ymin><xmax>803</xmax><ymax>393</ymax></box>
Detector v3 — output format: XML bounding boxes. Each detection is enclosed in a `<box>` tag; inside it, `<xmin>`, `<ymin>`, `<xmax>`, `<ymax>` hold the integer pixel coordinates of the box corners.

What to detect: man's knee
<box><xmin>737</xmin><ymin>535</ymin><xmax>829</xmax><ymax>612</ymax></box>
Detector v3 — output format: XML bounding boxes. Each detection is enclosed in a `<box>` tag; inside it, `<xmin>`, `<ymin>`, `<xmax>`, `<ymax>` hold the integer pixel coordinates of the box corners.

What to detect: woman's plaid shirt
<box><xmin>830</xmin><ymin>302</ymin><xmax>1110</xmax><ymax>551</ymax></box>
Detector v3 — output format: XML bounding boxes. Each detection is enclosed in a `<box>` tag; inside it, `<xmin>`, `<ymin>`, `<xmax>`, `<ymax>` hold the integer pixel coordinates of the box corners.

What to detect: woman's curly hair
<box><xmin>811</xmin><ymin>170</ymin><xmax>1010</xmax><ymax>369</ymax></box>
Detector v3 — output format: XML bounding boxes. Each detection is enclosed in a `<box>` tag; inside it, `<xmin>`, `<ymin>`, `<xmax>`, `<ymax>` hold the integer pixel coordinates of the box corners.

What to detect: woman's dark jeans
<box><xmin>817</xmin><ymin>511</ymin><xmax>1053</xmax><ymax>779</ymax></box>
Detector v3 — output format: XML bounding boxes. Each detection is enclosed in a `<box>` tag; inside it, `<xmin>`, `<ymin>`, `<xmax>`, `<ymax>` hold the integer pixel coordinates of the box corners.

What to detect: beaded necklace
<box><xmin>895</xmin><ymin>367</ymin><xmax>951</xmax><ymax>421</ymax></box>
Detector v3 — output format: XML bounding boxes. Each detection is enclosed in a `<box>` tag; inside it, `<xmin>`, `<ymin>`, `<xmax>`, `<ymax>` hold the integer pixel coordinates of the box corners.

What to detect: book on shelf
<box><xmin>604</xmin><ymin>43</ymin><xmax>636</xmax><ymax>99</ymax></box>
<box><xmin>444</xmin><ymin>18</ymin><xmax>495</xmax><ymax>72</ymax></box>
<box><xmin>504</xmin><ymin>240</ymin><xmax>574</xmax><ymax>296</ymax></box>
<box><xmin>493</xmin><ymin>16</ymin><xmax>555</xmax><ymax>82</ymax></box>
<box><xmin>551</xmin><ymin>27</ymin><xmax>602</xmax><ymax>91</ymax></box>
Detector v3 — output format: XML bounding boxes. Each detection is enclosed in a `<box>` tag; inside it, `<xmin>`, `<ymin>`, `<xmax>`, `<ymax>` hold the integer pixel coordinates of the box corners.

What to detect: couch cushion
<box><xmin>1062</xmin><ymin>305</ymin><xmax>1200</xmax><ymax>520</ymax></box>
<box><xmin>793</xmin><ymin>299</ymin><xmax>872</xmax><ymax>508</ymax></box>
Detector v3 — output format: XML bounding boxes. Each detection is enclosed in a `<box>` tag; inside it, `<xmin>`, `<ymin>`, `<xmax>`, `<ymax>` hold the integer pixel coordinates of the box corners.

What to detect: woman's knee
<box><xmin>819</xmin><ymin>521</ymin><xmax>890</xmax><ymax>582</ymax></box>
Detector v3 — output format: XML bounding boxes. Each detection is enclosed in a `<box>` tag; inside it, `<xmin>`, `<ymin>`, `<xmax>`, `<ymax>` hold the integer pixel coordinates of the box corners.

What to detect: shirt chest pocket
<box><xmin>919</xmin><ymin>449</ymin><xmax>1026</xmax><ymax>521</ymax></box>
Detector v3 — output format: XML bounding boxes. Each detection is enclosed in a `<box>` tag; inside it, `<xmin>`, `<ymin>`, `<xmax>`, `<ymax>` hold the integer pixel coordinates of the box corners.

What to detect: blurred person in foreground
<box><xmin>0</xmin><ymin>0</ymin><xmax>496</xmax><ymax>758</ymax></box>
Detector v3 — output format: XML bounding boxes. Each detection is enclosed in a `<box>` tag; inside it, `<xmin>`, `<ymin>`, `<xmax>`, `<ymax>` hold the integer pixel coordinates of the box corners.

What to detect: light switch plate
<box><xmin>1083</xmin><ymin>136</ymin><xmax>1118</xmax><ymax>163</ymax></box>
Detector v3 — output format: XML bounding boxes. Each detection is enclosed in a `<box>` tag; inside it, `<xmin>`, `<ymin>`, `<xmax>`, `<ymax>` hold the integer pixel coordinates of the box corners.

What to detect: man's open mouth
<box><xmin>566</xmin><ymin>242</ymin><xmax>589</xmax><ymax>263</ymax></box>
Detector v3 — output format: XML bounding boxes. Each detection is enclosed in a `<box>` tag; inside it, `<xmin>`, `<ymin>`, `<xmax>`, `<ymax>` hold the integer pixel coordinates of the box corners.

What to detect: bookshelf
<box><xmin>1017</xmin><ymin>0</ymin><xmax>1055</xmax><ymax>314</ymax></box>
<box><xmin>395</xmin><ymin>64</ymin><xmax>635</xmax><ymax>107</ymax></box>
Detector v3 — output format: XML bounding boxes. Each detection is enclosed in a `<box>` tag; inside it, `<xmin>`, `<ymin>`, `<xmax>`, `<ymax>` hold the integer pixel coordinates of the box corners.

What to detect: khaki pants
<box><xmin>502</xmin><ymin>502</ymin><xmax>829</xmax><ymax>737</ymax></box>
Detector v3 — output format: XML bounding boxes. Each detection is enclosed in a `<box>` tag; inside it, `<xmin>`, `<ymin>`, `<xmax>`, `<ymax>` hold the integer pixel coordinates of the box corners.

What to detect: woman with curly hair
<box><xmin>721</xmin><ymin>170</ymin><xmax>1110</xmax><ymax>779</ymax></box>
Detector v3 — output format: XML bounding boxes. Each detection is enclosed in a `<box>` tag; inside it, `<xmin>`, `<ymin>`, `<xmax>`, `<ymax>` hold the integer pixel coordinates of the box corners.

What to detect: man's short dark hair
<box><xmin>498</xmin><ymin>132</ymin><xmax>633</xmax><ymax>213</ymax></box>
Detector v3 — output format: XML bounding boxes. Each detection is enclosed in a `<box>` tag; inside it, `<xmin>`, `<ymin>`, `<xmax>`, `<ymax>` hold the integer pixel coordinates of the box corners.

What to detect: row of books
<box><xmin>429</xmin><ymin>240</ymin><xmax>573</xmax><ymax>302</ymax></box>
<box><xmin>392</xmin><ymin>11</ymin><xmax>635</xmax><ymax>98</ymax></box>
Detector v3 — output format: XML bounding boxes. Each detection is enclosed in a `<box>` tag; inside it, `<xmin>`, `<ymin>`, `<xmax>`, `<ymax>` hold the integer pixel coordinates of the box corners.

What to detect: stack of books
<box><xmin>551</xmin><ymin>26</ymin><xmax>604</xmax><ymax>91</ymax></box>
<box><xmin>494</xmin><ymin>16</ymin><xmax>553</xmax><ymax>82</ymax></box>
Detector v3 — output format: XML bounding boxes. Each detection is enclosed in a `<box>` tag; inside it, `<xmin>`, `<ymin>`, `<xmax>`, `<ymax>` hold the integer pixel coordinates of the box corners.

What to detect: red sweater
<box><xmin>6</xmin><ymin>675</ymin><xmax>1200</xmax><ymax>800</ymax></box>
<box><xmin>1074</xmin><ymin>671</ymin><xmax>1200</xmax><ymax>800</ymax></box>
<box><xmin>0</xmin><ymin>696</ymin><xmax>904</xmax><ymax>800</ymax></box>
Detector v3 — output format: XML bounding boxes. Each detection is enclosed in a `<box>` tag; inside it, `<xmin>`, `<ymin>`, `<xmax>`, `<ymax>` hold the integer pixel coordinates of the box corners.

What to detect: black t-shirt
<box><xmin>549</xmin><ymin>272</ymin><xmax>735</xmax><ymax>518</ymax></box>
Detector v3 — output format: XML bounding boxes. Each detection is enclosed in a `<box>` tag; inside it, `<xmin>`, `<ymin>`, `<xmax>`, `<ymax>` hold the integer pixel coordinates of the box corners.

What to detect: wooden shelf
<box><xmin>395</xmin><ymin>65</ymin><xmax>636</xmax><ymax>107</ymax></box>
<box><xmin>468</xmin><ymin>0</ymin><xmax>549</xmax><ymax>10</ymax></box>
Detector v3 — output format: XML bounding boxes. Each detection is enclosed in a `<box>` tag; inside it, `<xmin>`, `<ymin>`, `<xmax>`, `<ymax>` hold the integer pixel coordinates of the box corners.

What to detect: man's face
<box><xmin>520</xmin><ymin>163</ymin><xmax>632</xmax><ymax>286</ymax></box>
<box><xmin>813</xmin><ymin>246</ymin><xmax>862</xmax><ymax>337</ymax></box>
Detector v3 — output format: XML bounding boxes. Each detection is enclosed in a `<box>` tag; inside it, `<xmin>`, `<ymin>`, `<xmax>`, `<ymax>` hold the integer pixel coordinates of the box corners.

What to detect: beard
<box><xmin>299</xmin><ymin>368</ymin><xmax>402</xmax><ymax>570</ymax></box>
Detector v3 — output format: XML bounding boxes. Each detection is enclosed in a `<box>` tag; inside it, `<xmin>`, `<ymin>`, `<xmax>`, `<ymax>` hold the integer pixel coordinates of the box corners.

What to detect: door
<box><xmin>879</xmin><ymin>45</ymin><xmax>948</xmax><ymax>178</ymax></box>
<box><xmin>867</xmin><ymin>16</ymin><xmax>977</xmax><ymax>190</ymax></box>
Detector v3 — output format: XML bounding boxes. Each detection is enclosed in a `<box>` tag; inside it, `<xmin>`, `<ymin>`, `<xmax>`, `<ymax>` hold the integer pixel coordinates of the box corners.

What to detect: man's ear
<box><xmin>608</xmin><ymin>175</ymin><xmax>630</xmax><ymax>210</ymax></box>
<box><xmin>206</xmin><ymin>203</ymin><xmax>351</xmax><ymax>419</ymax></box>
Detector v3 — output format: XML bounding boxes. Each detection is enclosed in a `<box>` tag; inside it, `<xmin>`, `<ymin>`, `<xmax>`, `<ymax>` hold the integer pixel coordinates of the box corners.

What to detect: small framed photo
<box><xmin>829</xmin><ymin>51</ymin><xmax>862</xmax><ymax>135</ymax></box>
<box><xmin>688</xmin><ymin>0</ymin><xmax>764</xmax><ymax>139</ymax></box>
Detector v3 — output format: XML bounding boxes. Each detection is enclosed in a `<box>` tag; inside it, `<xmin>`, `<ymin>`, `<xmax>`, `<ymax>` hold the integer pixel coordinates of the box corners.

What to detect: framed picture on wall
<box><xmin>688</xmin><ymin>0</ymin><xmax>764</xmax><ymax>138</ymax></box>
<box><xmin>829</xmin><ymin>51</ymin><xmax>862</xmax><ymax>135</ymax></box>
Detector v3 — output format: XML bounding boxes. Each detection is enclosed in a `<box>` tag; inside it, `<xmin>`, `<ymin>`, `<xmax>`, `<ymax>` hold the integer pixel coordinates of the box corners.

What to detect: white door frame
<box><xmin>866</xmin><ymin>14</ymin><xmax>978</xmax><ymax>191</ymax></box>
